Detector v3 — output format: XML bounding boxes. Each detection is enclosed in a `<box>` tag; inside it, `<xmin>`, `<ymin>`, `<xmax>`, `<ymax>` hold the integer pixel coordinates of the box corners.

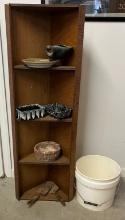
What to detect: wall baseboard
<box><xmin>121</xmin><ymin>168</ymin><xmax>125</xmax><ymax>178</ymax></box>
<box><xmin>11</xmin><ymin>169</ymin><xmax>14</xmax><ymax>178</ymax></box>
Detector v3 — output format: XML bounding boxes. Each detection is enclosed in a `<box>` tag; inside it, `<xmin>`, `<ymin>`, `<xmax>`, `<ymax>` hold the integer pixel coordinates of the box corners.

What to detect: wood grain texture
<box><xmin>51</xmin><ymin>10</ymin><xmax>78</xmax><ymax>66</ymax></box>
<box><xmin>69</xmin><ymin>6</ymin><xmax>85</xmax><ymax>200</ymax></box>
<box><xmin>17</xmin><ymin>115</ymin><xmax>72</xmax><ymax>123</ymax></box>
<box><xmin>49</xmin><ymin>166</ymin><xmax>69</xmax><ymax>196</ymax></box>
<box><xmin>5</xmin><ymin>5</ymin><xmax>20</xmax><ymax>200</ymax></box>
<box><xmin>17</xmin><ymin>122</ymin><xmax>49</xmax><ymax>159</ymax></box>
<box><xmin>49</xmin><ymin>123</ymin><xmax>72</xmax><ymax>158</ymax></box>
<box><xmin>14</xmin><ymin>64</ymin><xmax>76</xmax><ymax>71</ymax></box>
<box><xmin>10</xmin><ymin>4</ymin><xmax>79</xmax><ymax>9</ymax></box>
<box><xmin>19</xmin><ymin>165</ymin><xmax>48</xmax><ymax>195</ymax></box>
<box><xmin>11</xmin><ymin>8</ymin><xmax>50</xmax><ymax>64</ymax></box>
<box><xmin>15</xmin><ymin>70</ymin><xmax>49</xmax><ymax>106</ymax></box>
<box><xmin>19</xmin><ymin>153</ymin><xmax>69</xmax><ymax>165</ymax></box>
<box><xmin>6</xmin><ymin>4</ymin><xmax>85</xmax><ymax>202</ymax></box>
<box><xmin>50</xmin><ymin>71</ymin><xmax>75</xmax><ymax>107</ymax></box>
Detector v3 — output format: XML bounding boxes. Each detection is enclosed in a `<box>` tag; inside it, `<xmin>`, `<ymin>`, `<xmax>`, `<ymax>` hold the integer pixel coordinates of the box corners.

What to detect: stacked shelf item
<box><xmin>6</xmin><ymin>4</ymin><xmax>84</xmax><ymax>202</ymax></box>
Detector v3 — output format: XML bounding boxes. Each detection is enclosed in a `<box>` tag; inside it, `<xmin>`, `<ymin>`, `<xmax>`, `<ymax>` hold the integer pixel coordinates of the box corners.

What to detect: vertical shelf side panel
<box><xmin>5</xmin><ymin>5</ymin><xmax>20</xmax><ymax>199</ymax></box>
<box><xmin>51</xmin><ymin>6</ymin><xmax>85</xmax><ymax>200</ymax></box>
<box><xmin>69</xmin><ymin>6</ymin><xmax>85</xmax><ymax>200</ymax></box>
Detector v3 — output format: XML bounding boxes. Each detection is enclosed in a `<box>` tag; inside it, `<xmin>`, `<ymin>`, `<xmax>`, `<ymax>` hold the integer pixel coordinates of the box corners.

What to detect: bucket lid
<box><xmin>76</xmin><ymin>155</ymin><xmax>121</xmax><ymax>182</ymax></box>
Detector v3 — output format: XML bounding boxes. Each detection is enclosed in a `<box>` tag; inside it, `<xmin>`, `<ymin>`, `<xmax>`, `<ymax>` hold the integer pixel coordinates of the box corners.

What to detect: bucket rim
<box><xmin>76</xmin><ymin>155</ymin><xmax>121</xmax><ymax>182</ymax></box>
<box><xmin>75</xmin><ymin>169</ymin><xmax>120</xmax><ymax>189</ymax></box>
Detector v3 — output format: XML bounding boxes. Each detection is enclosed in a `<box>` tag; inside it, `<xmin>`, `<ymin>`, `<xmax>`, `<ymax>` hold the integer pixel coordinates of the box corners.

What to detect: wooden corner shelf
<box><xmin>19</xmin><ymin>153</ymin><xmax>69</xmax><ymax>165</ymax></box>
<box><xmin>14</xmin><ymin>64</ymin><xmax>76</xmax><ymax>71</ymax></box>
<box><xmin>17</xmin><ymin>116</ymin><xmax>72</xmax><ymax>123</ymax></box>
<box><xmin>6</xmin><ymin>4</ymin><xmax>84</xmax><ymax>202</ymax></box>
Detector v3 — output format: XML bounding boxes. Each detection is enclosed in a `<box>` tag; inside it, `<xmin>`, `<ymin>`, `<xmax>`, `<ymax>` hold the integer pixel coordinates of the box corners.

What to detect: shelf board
<box><xmin>53</xmin><ymin>66</ymin><xmax>76</xmax><ymax>71</ymax></box>
<box><xmin>19</xmin><ymin>153</ymin><xmax>70</xmax><ymax>165</ymax></box>
<box><xmin>14</xmin><ymin>64</ymin><xmax>76</xmax><ymax>71</ymax></box>
<box><xmin>20</xmin><ymin>184</ymin><xmax>68</xmax><ymax>201</ymax></box>
<box><xmin>17</xmin><ymin>115</ymin><xmax>72</xmax><ymax>123</ymax></box>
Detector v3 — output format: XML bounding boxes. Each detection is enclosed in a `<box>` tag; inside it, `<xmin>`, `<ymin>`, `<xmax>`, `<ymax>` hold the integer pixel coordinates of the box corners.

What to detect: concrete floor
<box><xmin>0</xmin><ymin>178</ymin><xmax>125</xmax><ymax>220</ymax></box>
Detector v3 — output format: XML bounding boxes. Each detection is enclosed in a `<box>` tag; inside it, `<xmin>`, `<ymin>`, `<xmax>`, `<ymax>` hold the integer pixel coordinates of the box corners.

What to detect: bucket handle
<box><xmin>77</xmin><ymin>191</ymin><xmax>114</xmax><ymax>207</ymax></box>
<box><xmin>75</xmin><ymin>178</ymin><xmax>121</xmax><ymax>207</ymax></box>
<box><xmin>77</xmin><ymin>180</ymin><xmax>121</xmax><ymax>208</ymax></box>
<box><xmin>114</xmin><ymin>178</ymin><xmax>121</xmax><ymax>198</ymax></box>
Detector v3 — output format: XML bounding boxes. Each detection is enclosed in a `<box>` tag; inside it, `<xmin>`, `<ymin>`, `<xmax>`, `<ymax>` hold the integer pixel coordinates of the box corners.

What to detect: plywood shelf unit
<box><xmin>6</xmin><ymin>4</ymin><xmax>84</xmax><ymax>202</ymax></box>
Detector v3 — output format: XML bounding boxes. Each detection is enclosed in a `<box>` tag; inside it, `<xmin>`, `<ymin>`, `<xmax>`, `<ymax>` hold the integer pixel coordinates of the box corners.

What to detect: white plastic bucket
<box><xmin>75</xmin><ymin>155</ymin><xmax>121</xmax><ymax>211</ymax></box>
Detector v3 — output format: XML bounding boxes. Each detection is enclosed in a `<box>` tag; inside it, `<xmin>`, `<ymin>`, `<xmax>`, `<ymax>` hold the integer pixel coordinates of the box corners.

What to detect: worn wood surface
<box><xmin>19</xmin><ymin>153</ymin><xmax>69</xmax><ymax>165</ymax></box>
<box><xmin>6</xmin><ymin>4</ymin><xmax>85</xmax><ymax>202</ymax></box>
<box><xmin>69</xmin><ymin>6</ymin><xmax>85</xmax><ymax>200</ymax></box>
<box><xmin>17</xmin><ymin>115</ymin><xmax>72</xmax><ymax>122</ymax></box>
<box><xmin>14</xmin><ymin>64</ymin><xmax>76</xmax><ymax>71</ymax></box>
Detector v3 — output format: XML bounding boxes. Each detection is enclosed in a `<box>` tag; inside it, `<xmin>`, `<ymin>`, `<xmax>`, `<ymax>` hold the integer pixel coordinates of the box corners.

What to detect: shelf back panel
<box><xmin>11</xmin><ymin>8</ymin><xmax>51</xmax><ymax>65</ymax></box>
<box><xmin>17</xmin><ymin>122</ymin><xmax>72</xmax><ymax>160</ymax></box>
<box><xmin>49</xmin><ymin>71</ymin><xmax>75</xmax><ymax>107</ymax></box>
<box><xmin>51</xmin><ymin>10</ymin><xmax>79</xmax><ymax>66</ymax></box>
<box><xmin>11</xmin><ymin>6</ymin><xmax>79</xmax><ymax>66</ymax></box>
<box><xmin>17</xmin><ymin>122</ymin><xmax>49</xmax><ymax>159</ymax></box>
<box><xmin>19</xmin><ymin>165</ymin><xmax>48</xmax><ymax>195</ymax></box>
<box><xmin>15</xmin><ymin>70</ymin><xmax>75</xmax><ymax>107</ymax></box>
<box><xmin>49</xmin><ymin>165</ymin><xmax>69</xmax><ymax>196</ymax></box>
<box><xmin>49</xmin><ymin>123</ymin><xmax>72</xmax><ymax>158</ymax></box>
<box><xmin>15</xmin><ymin>70</ymin><xmax>50</xmax><ymax>106</ymax></box>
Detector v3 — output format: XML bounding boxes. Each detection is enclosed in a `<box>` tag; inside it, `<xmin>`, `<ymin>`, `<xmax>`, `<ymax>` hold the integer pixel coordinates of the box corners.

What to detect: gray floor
<box><xmin>0</xmin><ymin>178</ymin><xmax>125</xmax><ymax>220</ymax></box>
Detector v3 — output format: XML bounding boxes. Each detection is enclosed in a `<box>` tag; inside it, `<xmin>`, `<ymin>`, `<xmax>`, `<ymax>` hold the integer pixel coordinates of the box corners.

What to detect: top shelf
<box><xmin>14</xmin><ymin>65</ymin><xmax>76</xmax><ymax>71</ymax></box>
<box><xmin>10</xmin><ymin>4</ymin><xmax>80</xmax><ymax>7</ymax></box>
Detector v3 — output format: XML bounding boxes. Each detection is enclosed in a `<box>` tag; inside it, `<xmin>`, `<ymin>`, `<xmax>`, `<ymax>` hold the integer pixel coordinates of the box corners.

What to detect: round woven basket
<box><xmin>34</xmin><ymin>141</ymin><xmax>61</xmax><ymax>161</ymax></box>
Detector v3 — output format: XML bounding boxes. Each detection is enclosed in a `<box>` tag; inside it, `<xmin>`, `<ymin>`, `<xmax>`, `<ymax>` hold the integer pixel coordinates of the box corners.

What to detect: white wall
<box><xmin>0</xmin><ymin>0</ymin><xmax>41</xmax><ymax>177</ymax></box>
<box><xmin>77</xmin><ymin>22</ymin><xmax>125</xmax><ymax>174</ymax></box>
<box><xmin>0</xmin><ymin>26</ymin><xmax>4</xmax><ymax>177</ymax></box>
<box><xmin>0</xmin><ymin>128</ymin><xmax>4</xmax><ymax>177</ymax></box>
<box><xmin>0</xmin><ymin>23</ymin><xmax>12</xmax><ymax>177</ymax></box>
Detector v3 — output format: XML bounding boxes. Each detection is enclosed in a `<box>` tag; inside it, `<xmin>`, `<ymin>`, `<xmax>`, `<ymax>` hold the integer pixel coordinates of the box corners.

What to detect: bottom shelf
<box><xmin>20</xmin><ymin>184</ymin><xmax>68</xmax><ymax>202</ymax></box>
